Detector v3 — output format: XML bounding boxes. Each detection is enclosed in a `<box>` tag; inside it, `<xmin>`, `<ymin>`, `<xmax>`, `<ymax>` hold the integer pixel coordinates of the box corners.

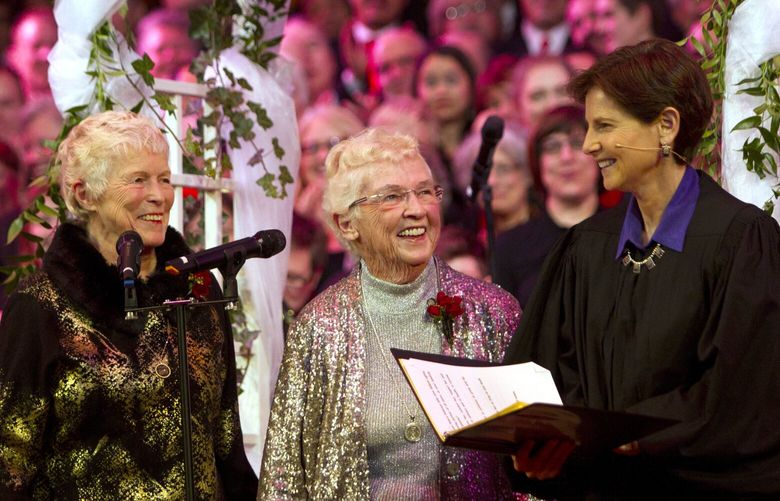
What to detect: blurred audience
<box><xmin>494</xmin><ymin>105</ymin><xmax>601</xmax><ymax>307</ymax></box>
<box><xmin>437</xmin><ymin>29</ymin><xmax>490</xmax><ymax>76</ymax></box>
<box><xmin>19</xmin><ymin>98</ymin><xmax>61</xmax><ymax>194</ymax></box>
<box><xmin>0</xmin><ymin>63</ymin><xmax>24</xmax><ymax>151</ymax></box>
<box><xmin>283</xmin><ymin>212</ymin><xmax>327</xmax><ymax>336</ymax></box>
<box><xmin>281</xmin><ymin>16</ymin><xmax>344</xmax><ymax>111</ymax></box>
<box><xmin>427</xmin><ymin>0</ymin><xmax>505</xmax><ymax>50</ymax></box>
<box><xmin>435</xmin><ymin>224</ymin><xmax>488</xmax><ymax>280</ymax></box>
<box><xmin>0</xmin><ymin>140</ymin><xmax>21</xmax><ymax>313</ymax></box>
<box><xmin>371</xmin><ymin>26</ymin><xmax>427</xmax><ymax>101</ymax></box>
<box><xmin>454</xmin><ymin>126</ymin><xmax>534</xmax><ymax>235</ymax></box>
<box><xmin>295</xmin><ymin>103</ymin><xmax>364</xmax><ymax>284</ymax></box>
<box><xmin>135</xmin><ymin>8</ymin><xmax>198</xmax><ymax>80</ymax></box>
<box><xmin>5</xmin><ymin>7</ymin><xmax>56</xmax><ymax>103</ymax></box>
<box><xmin>512</xmin><ymin>55</ymin><xmax>573</xmax><ymax>133</ymax></box>
<box><xmin>414</xmin><ymin>45</ymin><xmax>477</xmax><ymax>228</ymax></box>
<box><xmin>590</xmin><ymin>0</ymin><xmax>683</xmax><ymax>55</ymax></box>
<box><xmin>340</xmin><ymin>0</ymin><xmax>410</xmax><ymax>97</ymax></box>
<box><xmin>502</xmin><ymin>0</ymin><xmax>581</xmax><ymax>56</ymax></box>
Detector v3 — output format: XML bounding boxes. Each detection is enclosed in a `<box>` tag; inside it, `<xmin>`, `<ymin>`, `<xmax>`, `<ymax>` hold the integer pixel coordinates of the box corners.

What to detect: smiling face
<box><xmin>583</xmin><ymin>87</ymin><xmax>661</xmax><ymax>193</ymax></box>
<box><xmin>342</xmin><ymin>156</ymin><xmax>442</xmax><ymax>283</ymax></box>
<box><xmin>417</xmin><ymin>54</ymin><xmax>472</xmax><ymax>125</ymax></box>
<box><xmin>83</xmin><ymin>150</ymin><xmax>174</xmax><ymax>260</ymax></box>
<box><xmin>486</xmin><ymin>148</ymin><xmax>530</xmax><ymax>219</ymax></box>
<box><xmin>540</xmin><ymin>127</ymin><xmax>599</xmax><ymax>204</ymax></box>
<box><xmin>516</xmin><ymin>62</ymin><xmax>572</xmax><ymax>130</ymax></box>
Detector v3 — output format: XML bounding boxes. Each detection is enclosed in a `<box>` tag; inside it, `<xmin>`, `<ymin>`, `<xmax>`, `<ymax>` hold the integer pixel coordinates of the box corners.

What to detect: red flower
<box><xmin>426</xmin><ymin>291</ymin><xmax>464</xmax><ymax>345</ymax></box>
<box><xmin>189</xmin><ymin>271</ymin><xmax>213</xmax><ymax>300</ymax></box>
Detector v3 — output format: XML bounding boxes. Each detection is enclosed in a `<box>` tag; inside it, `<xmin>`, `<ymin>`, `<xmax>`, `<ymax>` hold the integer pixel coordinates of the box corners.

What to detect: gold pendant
<box><xmin>404</xmin><ymin>420</ymin><xmax>422</xmax><ymax>443</ymax></box>
<box><xmin>155</xmin><ymin>362</ymin><xmax>172</xmax><ymax>379</ymax></box>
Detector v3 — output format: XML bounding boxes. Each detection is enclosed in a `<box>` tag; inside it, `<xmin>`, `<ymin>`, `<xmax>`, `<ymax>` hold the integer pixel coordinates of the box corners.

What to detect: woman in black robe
<box><xmin>505</xmin><ymin>39</ymin><xmax>780</xmax><ymax>499</ymax></box>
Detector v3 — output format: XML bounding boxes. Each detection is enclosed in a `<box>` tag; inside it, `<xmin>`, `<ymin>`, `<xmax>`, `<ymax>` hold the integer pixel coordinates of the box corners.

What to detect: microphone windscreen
<box><xmin>255</xmin><ymin>229</ymin><xmax>287</xmax><ymax>257</ymax></box>
<box><xmin>481</xmin><ymin>115</ymin><xmax>505</xmax><ymax>143</ymax></box>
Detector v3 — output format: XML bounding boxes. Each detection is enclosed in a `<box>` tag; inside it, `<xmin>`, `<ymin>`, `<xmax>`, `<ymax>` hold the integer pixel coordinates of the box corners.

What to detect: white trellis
<box><xmin>154</xmin><ymin>78</ymin><xmax>234</xmax><ymax>249</ymax></box>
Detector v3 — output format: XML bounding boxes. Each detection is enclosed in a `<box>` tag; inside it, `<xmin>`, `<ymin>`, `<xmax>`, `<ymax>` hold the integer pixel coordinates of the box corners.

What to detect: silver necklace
<box><xmin>360</xmin><ymin>270</ymin><xmax>425</xmax><ymax>443</ymax></box>
<box><xmin>622</xmin><ymin>243</ymin><xmax>665</xmax><ymax>274</ymax></box>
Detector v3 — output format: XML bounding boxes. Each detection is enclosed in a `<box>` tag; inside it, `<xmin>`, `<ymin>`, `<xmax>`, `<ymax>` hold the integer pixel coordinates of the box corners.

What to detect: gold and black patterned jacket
<box><xmin>0</xmin><ymin>223</ymin><xmax>257</xmax><ymax>500</ymax></box>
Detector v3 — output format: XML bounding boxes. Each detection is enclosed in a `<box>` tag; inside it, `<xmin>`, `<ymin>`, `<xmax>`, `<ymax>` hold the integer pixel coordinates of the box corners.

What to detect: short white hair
<box><xmin>322</xmin><ymin>127</ymin><xmax>429</xmax><ymax>254</ymax></box>
<box><xmin>57</xmin><ymin>111</ymin><xmax>168</xmax><ymax>220</ymax></box>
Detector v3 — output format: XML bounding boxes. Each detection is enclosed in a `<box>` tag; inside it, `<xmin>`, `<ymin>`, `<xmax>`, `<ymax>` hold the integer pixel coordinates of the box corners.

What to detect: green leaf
<box><xmin>152</xmin><ymin>93</ymin><xmax>177</xmax><ymax>115</ymax></box>
<box><xmin>7</xmin><ymin>216</ymin><xmax>24</xmax><ymax>243</ymax></box>
<box><xmin>271</xmin><ymin>137</ymin><xmax>285</xmax><ymax>160</ymax></box>
<box><xmin>247</xmin><ymin>102</ymin><xmax>273</xmax><ymax>129</ymax></box>
<box><xmin>731</xmin><ymin>115</ymin><xmax>761</xmax><ymax>131</ymax></box>
<box><xmin>131</xmin><ymin>54</ymin><xmax>156</xmax><ymax>87</ymax></box>
<box><xmin>736</xmin><ymin>86</ymin><xmax>766</xmax><ymax>97</ymax></box>
<box><xmin>237</xmin><ymin>77</ymin><xmax>252</xmax><ymax>91</ymax></box>
<box><xmin>278</xmin><ymin>165</ymin><xmax>294</xmax><ymax>184</ymax></box>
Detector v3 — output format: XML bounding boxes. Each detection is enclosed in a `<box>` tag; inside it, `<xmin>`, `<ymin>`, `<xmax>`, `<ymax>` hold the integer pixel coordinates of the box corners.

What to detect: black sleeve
<box><xmin>0</xmin><ymin>289</ymin><xmax>60</xmax><ymax>499</ymax></box>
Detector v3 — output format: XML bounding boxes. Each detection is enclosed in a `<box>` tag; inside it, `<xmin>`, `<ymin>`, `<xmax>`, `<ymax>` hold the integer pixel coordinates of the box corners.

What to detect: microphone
<box><xmin>116</xmin><ymin>230</ymin><xmax>143</xmax><ymax>282</ymax></box>
<box><xmin>116</xmin><ymin>230</ymin><xmax>143</xmax><ymax>319</ymax></box>
<box><xmin>164</xmin><ymin>229</ymin><xmax>287</xmax><ymax>276</ymax></box>
<box><xmin>468</xmin><ymin>115</ymin><xmax>504</xmax><ymax>202</ymax></box>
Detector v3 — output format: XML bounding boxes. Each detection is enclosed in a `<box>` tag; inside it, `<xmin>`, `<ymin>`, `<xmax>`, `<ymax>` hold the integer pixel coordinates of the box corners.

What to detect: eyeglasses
<box><xmin>301</xmin><ymin>136</ymin><xmax>343</xmax><ymax>156</ymax></box>
<box><xmin>445</xmin><ymin>0</ymin><xmax>487</xmax><ymax>20</ymax></box>
<box><xmin>349</xmin><ymin>185</ymin><xmax>444</xmax><ymax>210</ymax></box>
<box><xmin>540</xmin><ymin>135</ymin><xmax>585</xmax><ymax>155</ymax></box>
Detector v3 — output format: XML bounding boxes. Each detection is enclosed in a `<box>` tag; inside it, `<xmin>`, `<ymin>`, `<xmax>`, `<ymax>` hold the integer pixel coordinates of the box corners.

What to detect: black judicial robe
<box><xmin>504</xmin><ymin>171</ymin><xmax>780</xmax><ymax>498</ymax></box>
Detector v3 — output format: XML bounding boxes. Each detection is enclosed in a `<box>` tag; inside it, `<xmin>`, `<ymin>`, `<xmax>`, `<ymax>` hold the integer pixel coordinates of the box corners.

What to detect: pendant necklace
<box><xmin>361</xmin><ymin>273</ymin><xmax>424</xmax><ymax>443</ymax></box>
<box><xmin>151</xmin><ymin>335</ymin><xmax>172</xmax><ymax>379</ymax></box>
<box><xmin>622</xmin><ymin>243</ymin><xmax>665</xmax><ymax>274</ymax></box>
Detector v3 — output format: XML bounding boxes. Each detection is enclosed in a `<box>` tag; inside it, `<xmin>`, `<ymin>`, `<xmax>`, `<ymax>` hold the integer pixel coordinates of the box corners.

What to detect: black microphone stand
<box><xmin>125</xmin><ymin>258</ymin><xmax>243</xmax><ymax>501</ymax></box>
<box><xmin>480</xmin><ymin>185</ymin><xmax>497</xmax><ymax>281</ymax></box>
<box><xmin>471</xmin><ymin>165</ymin><xmax>498</xmax><ymax>280</ymax></box>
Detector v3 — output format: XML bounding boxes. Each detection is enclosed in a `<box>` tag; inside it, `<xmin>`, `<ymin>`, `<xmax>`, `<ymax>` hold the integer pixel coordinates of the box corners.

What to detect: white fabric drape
<box><xmin>49</xmin><ymin>0</ymin><xmax>155</xmax><ymax>118</ymax></box>
<box><xmin>206</xmin><ymin>48</ymin><xmax>298</xmax><ymax>472</ymax></box>
<box><xmin>722</xmin><ymin>0</ymin><xmax>780</xmax><ymax>223</ymax></box>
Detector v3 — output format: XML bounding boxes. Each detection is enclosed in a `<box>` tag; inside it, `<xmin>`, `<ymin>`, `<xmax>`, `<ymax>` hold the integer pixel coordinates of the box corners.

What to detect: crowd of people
<box><xmin>3</xmin><ymin>0</ymin><xmax>780</xmax><ymax>499</ymax></box>
<box><xmin>0</xmin><ymin>0</ymin><xmax>711</xmax><ymax>314</ymax></box>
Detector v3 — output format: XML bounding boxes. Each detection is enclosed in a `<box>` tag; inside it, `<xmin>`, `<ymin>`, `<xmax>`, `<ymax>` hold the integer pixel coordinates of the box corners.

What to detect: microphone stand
<box><xmin>480</xmin><ymin>185</ymin><xmax>497</xmax><ymax>281</ymax></box>
<box><xmin>125</xmin><ymin>266</ymin><xmax>242</xmax><ymax>501</ymax></box>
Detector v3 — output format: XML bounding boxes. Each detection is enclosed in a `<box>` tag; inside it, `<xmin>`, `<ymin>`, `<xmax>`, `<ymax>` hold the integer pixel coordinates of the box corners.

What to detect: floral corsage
<box><xmin>188</xmin><ymin>271</ymin><xmax>213</xmax><ymax>301</ymax></box>
<box><xmin>427</xmin><ymin>291</ymin><xmax>464</xmax><ymax>344</ymax></box>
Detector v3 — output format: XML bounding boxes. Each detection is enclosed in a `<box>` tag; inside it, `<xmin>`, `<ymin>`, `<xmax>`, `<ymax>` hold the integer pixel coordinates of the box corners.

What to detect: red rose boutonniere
<box><xmin>188</xmin><ymin>271</ymin><xmax>213</xmax><ymax>301</ymax></box>
<box><xmin>426</xmin><ymin>291</ymin><xmax>464</xmax><ymax>344</ymax></box>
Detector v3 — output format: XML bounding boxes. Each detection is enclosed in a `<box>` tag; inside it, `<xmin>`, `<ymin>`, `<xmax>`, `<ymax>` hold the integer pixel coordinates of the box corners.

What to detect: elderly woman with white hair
<box><xmin>258</xmin><ymin>128</ymin><xmax>520</xmax><ymax>499</ymax></box>
<box><xmin>0</xmin><ymin>111</ymin><xmax>257</xmax><ymax>499</ymax></box>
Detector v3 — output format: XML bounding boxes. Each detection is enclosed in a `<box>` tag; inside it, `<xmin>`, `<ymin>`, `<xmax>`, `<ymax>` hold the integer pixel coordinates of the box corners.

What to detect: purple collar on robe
<box><xmin>615</xmin><ymin>165</ymin><xmax>700</xmax><ymax>259</ymax></box>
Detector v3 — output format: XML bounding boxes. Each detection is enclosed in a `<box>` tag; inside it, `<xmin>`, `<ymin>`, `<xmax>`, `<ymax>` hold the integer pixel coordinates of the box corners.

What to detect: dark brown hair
<box><xmin>528</xmin><ymin>105</ymin><xmax>588</xmax><ymax>198</ymax></box>
<box><xmin>568</xmin><ymin>38</ymin><xmax>713</xmax><ymax>164</ymax></box>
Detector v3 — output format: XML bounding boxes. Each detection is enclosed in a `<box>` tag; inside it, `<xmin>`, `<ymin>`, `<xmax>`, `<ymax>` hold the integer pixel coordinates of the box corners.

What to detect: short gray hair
<box><xmin>58</xmin><ymin>111</ymin><xmax>168</xmax><ymax>220</ymax></box>
<box><xmin>322</xmin><ymin>127</ymin><xmax>429</xmax><ymax>253</ymax></box>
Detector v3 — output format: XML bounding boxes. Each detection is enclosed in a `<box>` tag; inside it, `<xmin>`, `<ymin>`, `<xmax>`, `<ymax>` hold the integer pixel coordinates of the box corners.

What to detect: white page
<box><xmin>401</xmin><ymin>358</ymin><xmax>563</xmax><ymax>437</ymax></box>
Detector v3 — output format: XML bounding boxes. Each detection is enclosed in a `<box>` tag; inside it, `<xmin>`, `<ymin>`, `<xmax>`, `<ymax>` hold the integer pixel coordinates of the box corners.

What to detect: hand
<box><xmin>511</xmin><ymin>439</ymin><xmax>576</xmax><ymax>480</ymax></box>
<box><xmin>613</xmin><ymin>440</ymin><xmax>640</xmax><ymax>456</ymax></box>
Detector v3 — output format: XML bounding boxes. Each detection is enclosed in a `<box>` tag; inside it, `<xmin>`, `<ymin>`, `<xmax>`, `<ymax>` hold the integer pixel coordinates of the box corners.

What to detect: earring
<box><xmin>661</xmin><ymin>143</ymin><xmax>671</xmax><ymax>157</ymax></box>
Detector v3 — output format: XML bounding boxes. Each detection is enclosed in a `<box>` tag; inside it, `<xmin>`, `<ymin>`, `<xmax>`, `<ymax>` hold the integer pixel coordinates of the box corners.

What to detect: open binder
<box><xmin>392</xmin><ymin>348</ymin><xmax>678</xmax><ymax>455</ymax></box>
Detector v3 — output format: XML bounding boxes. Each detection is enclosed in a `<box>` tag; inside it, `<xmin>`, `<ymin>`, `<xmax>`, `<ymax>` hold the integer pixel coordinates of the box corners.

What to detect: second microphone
<box><xmin>165</xmin><ymin>229</ymin><xmax>286</xmax><ymax>275</ymax></box>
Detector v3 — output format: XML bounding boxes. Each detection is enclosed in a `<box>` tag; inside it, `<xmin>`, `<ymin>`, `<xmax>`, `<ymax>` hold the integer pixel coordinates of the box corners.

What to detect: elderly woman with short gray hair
<box><xmin>0</xmin><ymin>110</ymin><xmax>257</xmax><ymax>499</ymax></box>
<box><xmin>259</xmin><ymin>128</ymin><xmax>520</xmax><ymax>500</ymax></box>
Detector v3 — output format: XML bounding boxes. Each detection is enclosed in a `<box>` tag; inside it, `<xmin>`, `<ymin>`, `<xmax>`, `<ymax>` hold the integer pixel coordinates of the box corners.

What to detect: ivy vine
<box><xmin>689</xmin><ymin>0</ymin><xmax>780</xmax><ymax>214</ymax></box>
